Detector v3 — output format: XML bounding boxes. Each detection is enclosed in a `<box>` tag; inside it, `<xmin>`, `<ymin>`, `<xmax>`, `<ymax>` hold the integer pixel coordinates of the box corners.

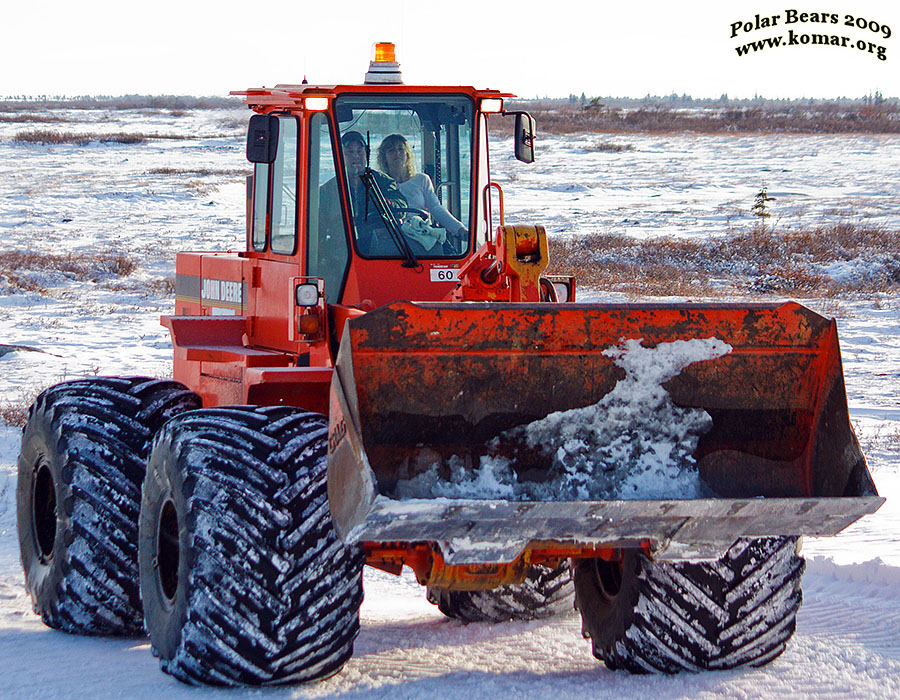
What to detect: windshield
<box><xmin>332</xmin><ymin>94</ymin><xmax>474</xmax><ymax>259</ymax></box>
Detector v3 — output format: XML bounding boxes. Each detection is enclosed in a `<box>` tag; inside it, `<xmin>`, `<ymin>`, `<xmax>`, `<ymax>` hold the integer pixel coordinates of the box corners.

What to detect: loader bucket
<box><xmin>326</xmin><ymin>301</ymin><xmax>883</xmax><ymax>563</ymax></box>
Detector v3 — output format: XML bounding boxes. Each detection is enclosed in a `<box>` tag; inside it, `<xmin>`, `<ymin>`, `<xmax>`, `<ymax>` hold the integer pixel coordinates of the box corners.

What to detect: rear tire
<box><xmin>16</xmin><ymin>377</ymin><xmax>200</xmax><ymax>635</ymax></box>
<box><xmin>427</xmin><ymin>562</ymin><xmax>574</xmax><ymax>623</ymax></box>
<box><xmin>573</xmin><ymin>537</ymin><xmax>804</xmax><ymax>673</ymax></box>
<box><xmin>139</xmin><ymin>406</ymin><xmax>364</xmax><ymax>686</ymax></box>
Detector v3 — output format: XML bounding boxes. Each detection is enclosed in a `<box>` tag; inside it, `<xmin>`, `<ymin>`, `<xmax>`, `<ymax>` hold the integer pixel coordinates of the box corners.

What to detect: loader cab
<box><xmin>305</xmin><ymin>92</ymin><xmax>480</xmax><ymax>305</ymax></box>
<box><xmin>239</xmin><ymin>82</ymin><xmax>516</xmax><ymax>310</ymax></box>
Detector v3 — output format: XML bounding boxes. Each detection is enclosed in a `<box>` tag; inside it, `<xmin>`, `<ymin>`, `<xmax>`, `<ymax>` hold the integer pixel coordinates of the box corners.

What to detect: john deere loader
<box><xmin>17</xmin><ymin>44</ymin><xmax>882</xmax><ymax>685</ymax></box>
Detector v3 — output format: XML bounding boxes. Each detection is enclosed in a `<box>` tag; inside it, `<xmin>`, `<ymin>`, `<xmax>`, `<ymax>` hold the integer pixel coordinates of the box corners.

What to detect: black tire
<box><xmin>427</xmin><ymin>562</ymin><xmax>574</xmax><ymax>623</ymax></box>
<box><xmin>17</xmin><ymin>377</ymin><xmax>200</xmax><ymax>635</ymax></box>
<box><xmin>574</xmin><ymin>537</ymin><xmax>804</xmax><ymax>673</ymax></box>
<box><xmin>139</xmin><ymin>406</ymin><xmax>365</xmax><ymax>686</ymax></box>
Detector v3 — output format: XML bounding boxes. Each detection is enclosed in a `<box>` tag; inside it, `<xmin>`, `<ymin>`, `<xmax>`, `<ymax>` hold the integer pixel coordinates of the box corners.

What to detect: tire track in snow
<box><xmin>296</xmin><ymin>568</ymin><xmax>900</xmax><ymax>699</ymax></box>
<box><xmin>799</xmin><ymin>567</ymin><xmax>900</xmax><ymax>663</ymax></box>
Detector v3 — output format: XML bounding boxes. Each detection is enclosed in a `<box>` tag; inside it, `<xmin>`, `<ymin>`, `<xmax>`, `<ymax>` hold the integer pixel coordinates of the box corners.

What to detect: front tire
<box><xmin>574</xmin><ymin>537</ymin><xmax>804</xmax><ymax>673</ymax></box>
<box><xmin>139</xmin><ymin>406</ymin><xmax>364</xmax><ymax>686</ymax></box>
<box><xmin>16</xmin><ymin>377</ymin><xmax>200</xmax><ymax>635</ymax></box>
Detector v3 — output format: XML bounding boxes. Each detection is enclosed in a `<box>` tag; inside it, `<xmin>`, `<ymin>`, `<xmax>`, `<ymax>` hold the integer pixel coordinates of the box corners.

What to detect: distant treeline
<box><xmin>507</xmin><ymin>94</ymin><xmax>900</xmax><ymax>134</ymax></box>
<box><xmin>0</xmin><ymin>95</ymin><xmax>241</xmax><ymax>111</ymax></box>
<box><xmin>2</xmin><ymin>93</ymin><xmax>899</xmax><ymax>133</ymax></box>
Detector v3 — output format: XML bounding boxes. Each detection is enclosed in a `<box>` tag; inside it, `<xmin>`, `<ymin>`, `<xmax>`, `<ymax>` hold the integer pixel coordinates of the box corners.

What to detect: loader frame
<box><xmin>162</xmin><ymin>79</ymin><xmax>881</xmax><ymax>591</ymax></box>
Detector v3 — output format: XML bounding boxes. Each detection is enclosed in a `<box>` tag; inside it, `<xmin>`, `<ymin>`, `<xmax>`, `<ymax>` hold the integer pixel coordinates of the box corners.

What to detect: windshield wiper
<box><xmin>359</xmin><ymin>167</ymin><xmax>419</xmax><ymax>268</ymax></box>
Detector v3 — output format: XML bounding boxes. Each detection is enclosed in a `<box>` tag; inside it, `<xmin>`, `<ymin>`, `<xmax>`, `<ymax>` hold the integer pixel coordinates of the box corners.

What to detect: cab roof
<box><xmin>231</xmin><ymin>83</ymin><xmax>514</xmax><ymax>111</ymax></box>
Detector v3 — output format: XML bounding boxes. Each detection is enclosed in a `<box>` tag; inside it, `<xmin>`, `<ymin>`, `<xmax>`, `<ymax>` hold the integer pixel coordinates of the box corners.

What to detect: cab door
<box><xmin>246</xmin><ymin>114</ymin><xmax>303</xmax><ymax>353</ymax></box>
<box><xmin>306</xmin><ymin>112</ymin><xmax>350</xmax><ymax>305</ymax></box>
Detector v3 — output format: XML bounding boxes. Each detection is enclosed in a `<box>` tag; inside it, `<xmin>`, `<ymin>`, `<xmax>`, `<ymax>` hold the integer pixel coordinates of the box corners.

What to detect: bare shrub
<box><xmin>748</xmin><ymin>265</ymin><xmax>833</xmax><ymax>296</ymax></box>
<box><xmin>13</xmin><ymin>129</ymin><xmax>90</xmax><ymax>145</ymax></box>
<box><xmin>542</xmin><ymin>103</ymin><xmax>900</xmax><ymax>134</ymax></box>
<box><xmin>0</xmin><ymin>398</ymin><xmax>31</xmax><ymax>427</ymax></box>
<box><xmin>106</xmin><ymin>254</ymin><xmax>137</xmax><ymax>277</ymax></box>
<box><xmin>583</xmin><ymin>141</ymin><xmax>634</xmax><ymax>152</ymax></box>
<box><xmin>146</xmin><ymin>277</ymin><xmax>176</xmax><ymax>295</ymax></box>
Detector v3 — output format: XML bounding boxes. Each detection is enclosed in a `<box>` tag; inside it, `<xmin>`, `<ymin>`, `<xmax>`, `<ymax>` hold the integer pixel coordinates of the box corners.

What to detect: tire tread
<box><xmin>146</xmin><ymin>406</ymin><xmax>363</xmax><ymax>686</ymax></box>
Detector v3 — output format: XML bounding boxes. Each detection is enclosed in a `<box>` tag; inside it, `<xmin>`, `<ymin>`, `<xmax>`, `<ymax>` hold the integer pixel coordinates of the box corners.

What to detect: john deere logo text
<box><xmin>201</xmin><ymin>278</ymin><xmax>243</xmax><ymax>305</ymax></box>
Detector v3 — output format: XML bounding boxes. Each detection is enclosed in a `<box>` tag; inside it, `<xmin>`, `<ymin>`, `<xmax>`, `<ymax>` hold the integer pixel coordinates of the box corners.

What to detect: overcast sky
<box><xmin>5</xmin><ymin>0</ymin><xmax>899</xmax><ymax>99</ymax></box>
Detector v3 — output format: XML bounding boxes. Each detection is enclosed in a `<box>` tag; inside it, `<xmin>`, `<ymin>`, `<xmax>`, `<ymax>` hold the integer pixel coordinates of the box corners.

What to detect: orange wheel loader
<box><xmin>17</xmin><ymin>44</ymin><xmax>883</xmax><ymax>685</ymax></box>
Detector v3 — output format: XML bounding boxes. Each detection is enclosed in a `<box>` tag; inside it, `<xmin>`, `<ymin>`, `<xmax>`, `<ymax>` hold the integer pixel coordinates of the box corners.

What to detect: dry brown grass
<box><xmin>548</xmin><ymin>224</ymin><xmax>900</xmax><ymax>298</ymax></box>
<box><xmin>0</xmin><ymin>382</ymin><xmax>47</xmax><ymax>427</ymax></box>
<box><xmin>148</xmin><ymin>167</ymin><xmax>250</xmax><ymax>197</ymax></box>
<box><xmin>148</xmin><ymin>167</ymin><xmax>248</xmax><ymax>176</ymax></box>
<box><xmin>13</xmin><ymin>129</ymin><xmax>146</xmax><ymax>145</ymax></box>
<box><xmin>11</xmin><ymin>129</ymin><xmax>213</xmax><ymax>145</ymax></box>
<box><xmin>0</xmin><ymin>250</ymin><xmax>137</xmax><ymax>294</ymax></box>
<box><xmin>0</xmin><ymin>113</ymin><xmax>72</xmax><ymax>123</ymax></box>
<box><xmin>184</xmin><ymin>181</ymin><xmax>218</xmax><ymax>196</ymax></box>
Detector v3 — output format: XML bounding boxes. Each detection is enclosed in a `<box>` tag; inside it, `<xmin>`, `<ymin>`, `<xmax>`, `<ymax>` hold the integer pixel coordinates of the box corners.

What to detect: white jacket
<box><xmin>398</xmin><ymin>173</ymin><xmax>465</xmax><ymax>233</ymax></box>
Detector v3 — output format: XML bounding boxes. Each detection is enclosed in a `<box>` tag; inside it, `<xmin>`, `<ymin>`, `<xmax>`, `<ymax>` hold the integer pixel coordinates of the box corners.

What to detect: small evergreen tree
<box><xmin>752</xmin><ymin>186</ymin><xmax>774</xmax><ymax>232</ymax></box>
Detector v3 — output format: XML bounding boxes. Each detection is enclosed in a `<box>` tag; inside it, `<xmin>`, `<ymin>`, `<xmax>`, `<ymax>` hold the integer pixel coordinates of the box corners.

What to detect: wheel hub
<box><xmin>593</xmin><ymin>558</ymin><xmax>624</xmax><ymax>602</ymax></box>
<box><xmin>156</xmin><ymin>499</ymin><xmax>180</xmax><ymax>606</ymax></box>
<box><xmin>32</xmin><ymin>462</ymin><xmax>57</xmax><ymax>563</ymax></box>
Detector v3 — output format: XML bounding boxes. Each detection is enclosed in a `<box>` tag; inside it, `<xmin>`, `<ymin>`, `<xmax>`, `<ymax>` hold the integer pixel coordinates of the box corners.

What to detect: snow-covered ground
<box><xmin>493</xmin><ymin>131</ymin><xmax>900</xmax><ymax>239</ymax></box>
<box><xmin>1</xmin><ymin>106</ymin><xmax>898</xmax><ymax>697</ymax></box>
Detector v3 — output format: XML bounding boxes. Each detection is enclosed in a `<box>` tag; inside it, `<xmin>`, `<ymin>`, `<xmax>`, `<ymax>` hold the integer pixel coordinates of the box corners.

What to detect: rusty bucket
<box><xmin>326</xmin><ymin>301</ymin><xmax>882</xmax><ymax>563</ymax></box>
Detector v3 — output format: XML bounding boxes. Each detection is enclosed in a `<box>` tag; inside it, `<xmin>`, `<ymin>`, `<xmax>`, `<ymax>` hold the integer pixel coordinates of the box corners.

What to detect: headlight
<box><xmin>295</xmin><ymin>283</ymin><xmax>319</xmax><ymax>307</ymax></box>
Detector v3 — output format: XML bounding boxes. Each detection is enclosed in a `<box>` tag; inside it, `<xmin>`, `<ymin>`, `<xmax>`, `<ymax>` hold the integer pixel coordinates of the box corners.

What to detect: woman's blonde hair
<box><xmin>377</xmin><ymin>134</ymin><xmax>416</xmax><ymax>181</ymax></box>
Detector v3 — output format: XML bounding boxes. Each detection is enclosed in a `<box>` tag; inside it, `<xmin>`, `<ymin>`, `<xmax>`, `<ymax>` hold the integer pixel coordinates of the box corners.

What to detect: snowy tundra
<box><xmin>0</xmin><ymin>106</ymin><xmax>898</xmax><ymax>698</ymax></box>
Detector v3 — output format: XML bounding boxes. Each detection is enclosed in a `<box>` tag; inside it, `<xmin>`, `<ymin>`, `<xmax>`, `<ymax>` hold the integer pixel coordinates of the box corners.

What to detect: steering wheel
<box><xmin>395</xmin><ymin>206</ymin><xmax>431</xmax><ymax>224</ymax></box>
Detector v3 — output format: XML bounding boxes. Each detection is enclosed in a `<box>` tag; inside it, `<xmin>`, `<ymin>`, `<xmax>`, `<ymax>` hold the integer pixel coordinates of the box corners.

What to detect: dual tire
<box><xmin>573</xmin><ymin>537</ymin><xmax>805</xmax><ymax>672</ymax></box>
<box><xmin>429</xmin><ymin>539</ymin><xmax>804</xmax><ymax>674</ymax></box>
<box><xmin>17</xmin><ymin>379</ymin><xmax>363</xmax><ymax>685</ymax></box>
<box><xmin>17</xmin><ymin>377</ymin><xmax>200</xmax><ymax>634</ymax></box>
<box><xmin>139</xmin><ymin>405</ymin><xmax>364</xmax><ymax>685</ymax></box>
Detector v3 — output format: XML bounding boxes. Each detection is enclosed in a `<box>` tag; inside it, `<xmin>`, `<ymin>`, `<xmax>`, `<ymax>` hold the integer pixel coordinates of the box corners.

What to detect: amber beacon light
<box><xmin>374</xmin><ymin>42</ymin><xmax>395</xmax><ymax>63</ymax></box>
<box><xmin>365</xmin><ymin>42</ymin><xmax>403</xmax><ymax>84</ymax></box>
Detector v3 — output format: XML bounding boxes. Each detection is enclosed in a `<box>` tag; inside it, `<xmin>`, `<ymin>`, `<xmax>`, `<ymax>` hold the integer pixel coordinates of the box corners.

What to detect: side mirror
<box><xmin>246</xmin><ymin>114</ymin><xmax>279</xmax><ymax>163</ymax></box>
<box><xmin>514</xmin><ymin>112</ymin><xmax>536</xmax><ymax>164</ymax></box>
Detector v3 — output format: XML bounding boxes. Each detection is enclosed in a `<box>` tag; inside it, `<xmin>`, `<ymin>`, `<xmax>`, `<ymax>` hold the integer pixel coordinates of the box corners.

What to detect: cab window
<box><xmin>333</xmin><ymin>94</ymin><xmax>474</xmax><ymax>260</ymax></box>
<box><xmin>249</xmin><ymin>114</ymin><xmax>299</xmax><ymax>254</ymax></box>
<box><xmin>251</xmin><ymin>162</ymin><xmax>268</xmax><ymax>251</ymax></box>
<box><xmin>270</xmin><ymin>116</ymin><xmax>298</xmax><ymax>255</ymax></box>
